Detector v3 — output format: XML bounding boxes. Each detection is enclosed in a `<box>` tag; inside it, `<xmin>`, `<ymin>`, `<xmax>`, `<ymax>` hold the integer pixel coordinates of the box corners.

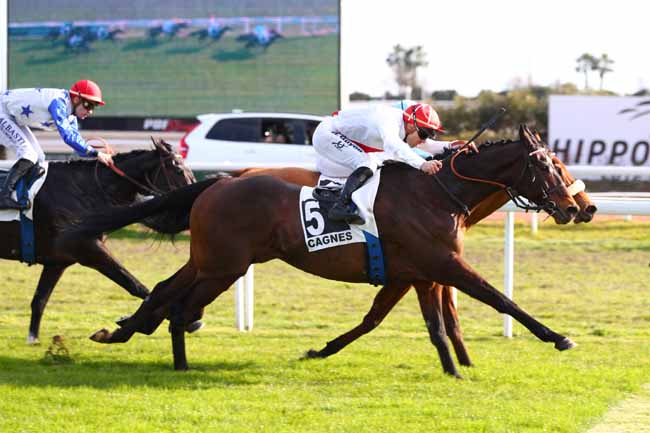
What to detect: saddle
<box><xmin>312</xmin><ymin>178</ymin><xmax>343</xmax><ymax>203</ymax></box>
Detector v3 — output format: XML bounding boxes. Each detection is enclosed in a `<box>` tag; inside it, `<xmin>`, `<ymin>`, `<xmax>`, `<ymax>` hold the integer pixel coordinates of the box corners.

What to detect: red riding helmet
<box><xmin>69</xmin><ymin>79</ymin><xmax>105</xmax><ymax>106</ymax></box>
<box><xmin>402</xmin><ymin>103</ymin><xmax>445</xmax><ymax>133</ymax></box>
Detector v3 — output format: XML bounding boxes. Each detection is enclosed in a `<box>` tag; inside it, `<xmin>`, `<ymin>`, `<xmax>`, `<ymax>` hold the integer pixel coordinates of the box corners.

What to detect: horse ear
<box><xmin>150</xmin><ymin>136</ymin><xmax>160</xmax><ymax>151</ymax></box>
<box><xmin>518</xmin><ymin>124</ymin><xmax>536</xmax><ymax>149</ymax></box>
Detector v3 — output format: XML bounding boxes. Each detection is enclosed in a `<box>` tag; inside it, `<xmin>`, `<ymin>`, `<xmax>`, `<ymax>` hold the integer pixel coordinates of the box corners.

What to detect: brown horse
<box><xmin>234</xmin><ymin>153</ymin><xmax>597</xmax><ymax>372</ymax></box>
<box><xmin>75</xmin><ymin>125</ymin><xmax>580</xmax><ymax>375</ymax></box>
<box><xmin>234</xmin><ymin>152</ymin><xmax>596</xmax><ymax>373</ymax></box>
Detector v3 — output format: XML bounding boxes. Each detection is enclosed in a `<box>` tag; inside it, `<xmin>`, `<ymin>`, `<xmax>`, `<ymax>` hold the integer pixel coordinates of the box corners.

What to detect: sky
<box><xmin>340</xmin><ymin>0</ymin><xmax>649</xmax><ymax>98</ymax></box>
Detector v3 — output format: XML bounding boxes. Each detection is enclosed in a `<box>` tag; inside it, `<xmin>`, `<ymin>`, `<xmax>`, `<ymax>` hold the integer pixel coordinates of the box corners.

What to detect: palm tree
<box><xmin>386</xmin><ymin>45</ymin><xmax>428</xmax><ymax>99</ymax></box>
<box><xmin>575</xmin><ymin>53</ymin><xmax>598</xmax><ymax>90</ymax></box>
<box><xmin>596</xmin><ymin>53</ymin><xmax>615</xmax><ymax>90</ymax></box>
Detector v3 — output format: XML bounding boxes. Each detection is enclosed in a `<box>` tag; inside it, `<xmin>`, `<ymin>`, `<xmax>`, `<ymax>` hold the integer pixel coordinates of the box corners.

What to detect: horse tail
<box><xmin>70</xmin><ymin>176</ymin><xmax>224</xmax><ymax>236</ymax></box>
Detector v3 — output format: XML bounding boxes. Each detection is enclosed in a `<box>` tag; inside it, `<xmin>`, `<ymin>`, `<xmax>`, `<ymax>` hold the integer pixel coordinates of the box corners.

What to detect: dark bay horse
<box><xmin>0</xmin><ymin>139</ymin><xmax>196</xmax><ymax>344</ymax></box>
<box><xmin>76</xmin><ymin>125</ymin><xmax>581</xmax><ymax>375</ymax></box>
<box><xmin>234</xmin><ymin>153</ymin><xmax>597</xmax><ymax>374</ymax></box>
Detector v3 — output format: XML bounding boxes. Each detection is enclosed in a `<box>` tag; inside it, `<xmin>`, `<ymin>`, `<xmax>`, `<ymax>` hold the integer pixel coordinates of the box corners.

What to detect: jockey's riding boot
<box><xmin>328</xmin><ymin>166</ymin><xmax>373</xmax><ymax>225</ymax></box>
<box><xmin>0</xmin><ymin>158</ymin><xmax>35</xmax><ymax>210</ymax></box>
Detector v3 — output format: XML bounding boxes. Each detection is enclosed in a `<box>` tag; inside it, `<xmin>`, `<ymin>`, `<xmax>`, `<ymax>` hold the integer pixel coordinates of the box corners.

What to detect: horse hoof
<box><xmin>186</xmin><ymin>320</ymin><xmax>204</xmax><ymax>334</ymax></box>
<box><xmin>302</xmin><ymin>349</ymin><xmax>322</xmax><ymax>360</ymax></box>
<box><xmin>89</xmin><ymin>328</ymin><xmax>111</xmax><ymax>343</ymax></box>
<box><xmin>555</xmin><ymin>337</ymin><xmax>577</xmax><ymax>351</ymax></box>
<box><xmin>27</xmin><ymin>335</ymin><xmax>39</xmax><ymax>345</ymax></box>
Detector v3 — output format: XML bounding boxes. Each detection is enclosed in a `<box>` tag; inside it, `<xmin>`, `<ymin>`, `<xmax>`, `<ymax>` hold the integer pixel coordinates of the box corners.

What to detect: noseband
<box><xmin>445</xmin><ymin>147</ymin><xmax>563</xmax><ymax>215</ymax></box>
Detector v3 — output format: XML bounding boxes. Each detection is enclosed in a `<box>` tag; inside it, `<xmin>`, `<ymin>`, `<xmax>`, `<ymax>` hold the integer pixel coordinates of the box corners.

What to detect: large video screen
<box><xmin>8</xmin><ymin>0</ymin><xmax>340</xmax><ymax>116</ymax></box>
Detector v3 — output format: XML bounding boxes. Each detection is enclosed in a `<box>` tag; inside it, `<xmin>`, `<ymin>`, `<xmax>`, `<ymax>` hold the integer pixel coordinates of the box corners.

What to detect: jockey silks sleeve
<box><xmin>48</xmin><ymin>98</ymin><xmax>97</xmax><ymax>157</ymax></box>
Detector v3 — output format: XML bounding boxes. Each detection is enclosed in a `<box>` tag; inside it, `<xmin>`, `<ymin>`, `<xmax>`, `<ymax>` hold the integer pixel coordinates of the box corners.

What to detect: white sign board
<box><xmin>549</xmin><ymin>95</ymin><xmax>650</xmax><ymax>169</ymax></box>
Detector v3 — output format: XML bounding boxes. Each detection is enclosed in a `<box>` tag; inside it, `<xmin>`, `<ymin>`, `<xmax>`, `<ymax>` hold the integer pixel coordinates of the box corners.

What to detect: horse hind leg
<box><xmin>304</xmin><ymin>282</ymin><xmax>411</xmax><ymax>360</ymax></box>
<box><xmin>441</xmin><ymin>285</ymin><xmax>473</xmax><ymax>367</ymax></box>
<box><xmin>414</xmin><ymin>282</ymin><xmax>461</xmax><ymax>378</ymax></box>
<box><xmin>28</xmin><ymin>264</ymin><xmax>68</xmax><ymax>344</ymax></box>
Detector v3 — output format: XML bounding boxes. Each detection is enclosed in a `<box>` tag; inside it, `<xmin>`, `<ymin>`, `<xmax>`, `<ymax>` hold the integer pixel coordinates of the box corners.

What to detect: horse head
<box><xmin>111</xmin><ymin>137</ymin><xmax>195</xmax><ymax>198</ymax></box>
<box><xmin>513</xmin><ymin>124</ymin><xmax>579</xmax><ymax>223</ymax></box>
<box><xmin>550</xmin><ymin>154</ymin><xmax>597</xmax><ymax>223</ymax></box>
<box><xmin>528</xmin><ymin>129</ymin><xmax>597</xmax><ymax>223</ymax></box>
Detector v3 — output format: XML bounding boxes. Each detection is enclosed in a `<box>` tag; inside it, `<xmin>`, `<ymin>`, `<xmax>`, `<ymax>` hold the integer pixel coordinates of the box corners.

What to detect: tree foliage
<box><xmin>386</xmin><ymin>44</ymin><xmax>428</xmax><ymax>99</ymax></box>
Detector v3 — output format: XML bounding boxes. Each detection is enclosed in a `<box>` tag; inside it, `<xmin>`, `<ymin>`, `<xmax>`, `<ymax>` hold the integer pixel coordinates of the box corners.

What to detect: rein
<box><xmin>442</xmin><ymin>146</ymin><xmax>560</xmax><ymax>215</ymax></box>
<box><xmin>88</xmin><ymin>137</ymin><xmax>184</xmax><ymax>199</ymax></box>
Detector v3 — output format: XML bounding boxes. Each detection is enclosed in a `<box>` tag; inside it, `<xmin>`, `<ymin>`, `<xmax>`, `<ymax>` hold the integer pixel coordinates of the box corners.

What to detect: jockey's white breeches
<box><xmin>312</xmin><ymin>117</ymin><xmax>378</xmax><ymax>178</ymax></box>
<box><xmin>0</xmin><ymin>105</ymin><xmax>45</xmax><ymax>163</ymax></box>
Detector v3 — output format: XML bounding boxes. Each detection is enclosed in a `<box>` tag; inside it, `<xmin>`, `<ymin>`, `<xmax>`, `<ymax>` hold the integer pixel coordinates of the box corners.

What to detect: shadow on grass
<box><xmin>212</xmin><ymin>48</ymin><xmax>255</xmax><ymax>62</ymax></box>
<box><xmin>25</xmin><ymin>51</ymin><xmax>78</xmax><ymax>65</ymax></box>
<box><xmin>121</xmin><ymin>39</ymin><xmax>160</xmax><ymax>51</ymax></box>
<box><xmin>165</xmin><ymin>45</ymin><xmax>208</xmax><ymax>55</ymax></box>
<box><xmin>0</xmin><ymin>356</ymin><xmax>260</xmax><ymax>389</ymax></box>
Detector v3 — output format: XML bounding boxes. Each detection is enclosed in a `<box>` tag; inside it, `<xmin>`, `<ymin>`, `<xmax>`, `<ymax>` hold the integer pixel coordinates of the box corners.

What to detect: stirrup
<box><xmin>0</xmin><ymin>196</ymin><xmax>29</xmax><ymax>211</ymax></box>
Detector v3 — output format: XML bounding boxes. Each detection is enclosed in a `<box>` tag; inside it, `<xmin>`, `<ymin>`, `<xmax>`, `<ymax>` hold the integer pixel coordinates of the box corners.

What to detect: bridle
<box><xmin>443</xmin><ymin>145</ymin><xmax>565</xmax><ymax>216</ymax></box>
<box><xmin>88</xmin><ymin>137</ymin><xmax>189</xmax><ymax>199</ymax></box>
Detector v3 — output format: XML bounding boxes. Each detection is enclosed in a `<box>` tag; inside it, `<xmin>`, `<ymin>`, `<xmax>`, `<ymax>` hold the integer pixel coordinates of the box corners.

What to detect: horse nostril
<box><xmin>567</xmin><ymin>205</ymin><xmax>579</xmax><ymax>216</ymax></box>
<box><xmin>586</xmin><ymin>204</ymin><xmax>597</xmax><ymax>215</ymax></box>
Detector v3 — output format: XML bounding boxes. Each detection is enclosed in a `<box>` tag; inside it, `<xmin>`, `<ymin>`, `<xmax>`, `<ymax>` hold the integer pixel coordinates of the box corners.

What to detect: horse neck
<box><xmin>466</xmin><ymin>190</ymin><xmax>509</xmax><ymax>228</ymax></box>
<box><xmin>45</xmin><ymin>160</ymin><xmax>140</xmax><ymax>212</ymax></box>
<box><xmin>437</xmin><ymin>141</ymin><xmax>527</xmax><ymax>212</ymax></box>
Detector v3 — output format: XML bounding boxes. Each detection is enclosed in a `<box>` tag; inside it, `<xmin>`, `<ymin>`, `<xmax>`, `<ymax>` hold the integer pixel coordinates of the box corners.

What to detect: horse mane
<box><xmin>48</xmin><ymin>148</ymin><xmax>153</xmax><ymax>169</ymax></box>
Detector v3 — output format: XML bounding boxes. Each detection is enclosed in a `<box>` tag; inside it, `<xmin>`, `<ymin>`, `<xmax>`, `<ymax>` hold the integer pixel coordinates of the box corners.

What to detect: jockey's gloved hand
<box><xmin>420</xmin><ymin>160</ymin><xmax>442</xmax><ymax>175</ymax></box>
<box><xmin>97</xmin><ymin>151</ymin><xmax>114</xmax><ymax>167</ymax></box>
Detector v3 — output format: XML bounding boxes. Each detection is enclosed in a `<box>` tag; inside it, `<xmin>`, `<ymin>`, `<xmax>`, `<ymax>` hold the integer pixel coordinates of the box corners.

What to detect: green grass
<box><xmin>9</xmin><ymin>34</ymin><xmax>339</xmax><ymax>116</ymax></box>
<box><xmin>0</xmin><ymin>220</ymin><xmax>648</xmax><ymax>432</ymax></box>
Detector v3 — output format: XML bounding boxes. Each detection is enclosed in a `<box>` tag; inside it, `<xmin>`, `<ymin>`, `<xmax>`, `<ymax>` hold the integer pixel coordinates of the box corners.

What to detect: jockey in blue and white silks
<box><xmin>253</xmin><ymin>25</ymin><xmax>271</xmax><ymax>45</ymax></box>
<box><xmin>0</xmin><ymin>79</ymin><xmax>114</xmax><ymax>210</ymax></box>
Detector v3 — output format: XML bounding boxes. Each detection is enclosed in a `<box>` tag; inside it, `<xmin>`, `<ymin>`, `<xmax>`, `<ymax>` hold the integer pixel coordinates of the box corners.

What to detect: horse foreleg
<box><xmin>413</xmin><ymin>282</ymin><xmax>460</xmax><ymax>378</ymax></box>
<box><xmin>90</xmin><ymin>263</ymin><xmax>196</xmax><ymax>345</ymax></box>
<box><xmin>440</xmin><ymin>254</ymin><xmax>576</xmax><ymax>350</ymax></box>
<box><xmin>28</xmin><ymin>264</ymin><xmax>69</xmax><ymax>344</ymax></box>
<box><xmin>305</xmin><ymin>282</ymin><xmax>411</xmax><ymax>359</ymax></box>
<box><xmin>441</xmin><ymin>285</ymin><xmax>472</xmax><ymax>366</ymax></box>
<box><xmin>79</xmin><ymin>241</ymin><xmax>149</xmax><ymax>299</ymax></box>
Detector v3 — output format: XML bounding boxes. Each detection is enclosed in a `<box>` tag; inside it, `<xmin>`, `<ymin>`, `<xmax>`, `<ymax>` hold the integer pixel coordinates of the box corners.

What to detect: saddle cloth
<box><xmin>0</xmin><ymin>162</ymin><xmax>49</xmax><ymax>222</ymax></box>
<box><xmin>299</xmin><ymin>169</ymin><xmax>381</xmax><ymax>252</ymax></box>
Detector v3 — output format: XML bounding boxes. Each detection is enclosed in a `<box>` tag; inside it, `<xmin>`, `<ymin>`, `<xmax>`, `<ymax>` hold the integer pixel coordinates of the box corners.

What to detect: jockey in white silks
<box><xmin>312</xmin><ymin>102</ymin><xmax>475</xmax><ymax>225</ymax></box>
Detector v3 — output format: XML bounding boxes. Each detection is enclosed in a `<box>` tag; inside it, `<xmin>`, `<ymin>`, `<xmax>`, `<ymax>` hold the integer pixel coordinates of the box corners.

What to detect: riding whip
<box><xmin>460</xmin><ymin>107</ymin><xmax>507</xmax><ymax>151</ymax></box>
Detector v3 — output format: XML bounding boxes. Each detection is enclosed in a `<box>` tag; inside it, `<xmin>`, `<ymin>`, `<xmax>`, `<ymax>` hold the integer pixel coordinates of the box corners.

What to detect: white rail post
<box><xmin>503</xmin><ymin>211</ymin><xmax>515</xmax><ymax>337</ymax></box>
<box><xmin>235</xmin><ymin>277</ymin><xmax>245</xmax><ymax>331</ymax></box>
<box><xmin>530</xmin><ymin>212</ymin><xmax>538</xmax><ymax>235</ymax></box>
<box><xmin>244</xmin><ymin>265</ymin><xmax>254</xmax><ymax>331</ymax></box>
<box><xmin>235</xmin><ymin>265</ymin><xmax>255</xmax><ymax>331</ymax></box>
